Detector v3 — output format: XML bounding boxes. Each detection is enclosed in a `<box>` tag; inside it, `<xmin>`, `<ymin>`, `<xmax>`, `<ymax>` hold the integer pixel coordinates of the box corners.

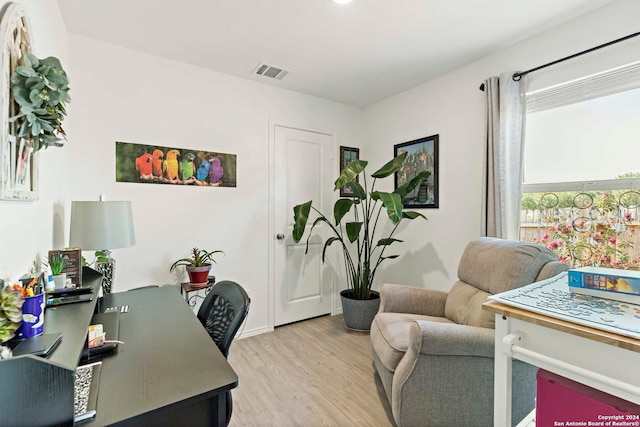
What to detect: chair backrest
<box><xmin>444</xmin><ymin>237</ymin><xmax>567</xmax><ymax>329</ymax></box>
<box><xmin>197</xmin><ymin>280</ymin><xmax>250</xmax><ymax>358</ymax></box>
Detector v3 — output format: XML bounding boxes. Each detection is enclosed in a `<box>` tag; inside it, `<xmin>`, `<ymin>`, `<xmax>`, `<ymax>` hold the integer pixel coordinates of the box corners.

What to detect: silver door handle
<box><xmin>276</xmin><ymin>233</ymin><xmax>285</xmax><ymax>240</ymax></box>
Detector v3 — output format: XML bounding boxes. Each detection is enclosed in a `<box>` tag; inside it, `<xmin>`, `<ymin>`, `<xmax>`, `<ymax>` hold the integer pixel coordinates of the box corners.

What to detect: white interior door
<box><xmin>273</xmin><ymin>125</ymin><xmax>334</xmax><ymax>326</ymax></box>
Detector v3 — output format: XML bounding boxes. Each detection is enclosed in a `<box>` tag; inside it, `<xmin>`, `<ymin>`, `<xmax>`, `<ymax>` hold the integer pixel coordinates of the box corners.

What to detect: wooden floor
<box><xmin>227</xmin><ymin>314</ymin><xmax>396</xmax><ymax>427</ymax></box>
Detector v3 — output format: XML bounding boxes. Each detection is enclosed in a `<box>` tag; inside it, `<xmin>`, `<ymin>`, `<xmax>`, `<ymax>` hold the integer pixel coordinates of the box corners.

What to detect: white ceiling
<box><xmin>56</xmin><ymin>0</ymin><xmax>614</xmax><ymax>108</ymax></box>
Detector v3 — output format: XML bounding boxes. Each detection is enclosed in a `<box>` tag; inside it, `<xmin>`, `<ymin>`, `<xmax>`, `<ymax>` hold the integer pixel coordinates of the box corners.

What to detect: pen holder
<box><xmin>16</xmin><ymin>293</ymin><xmax>45</xmax><ymax>338</ymax></box>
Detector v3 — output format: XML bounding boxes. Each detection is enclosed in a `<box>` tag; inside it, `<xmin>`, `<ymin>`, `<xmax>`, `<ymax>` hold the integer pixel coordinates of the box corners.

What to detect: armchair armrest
<box><xmin>410</xmin><ymin>320</ymin><xmax>495</xmax><ymax>358</ymax></box>
<box><xmin>379</xmin><ymin>283</ymin><xmax>448</xmax><ymax>317</ymax></box>
<box><xmin>391</xmin><ymin>320</ymin><xmax>505</xmax><ymax>426</ymax></box>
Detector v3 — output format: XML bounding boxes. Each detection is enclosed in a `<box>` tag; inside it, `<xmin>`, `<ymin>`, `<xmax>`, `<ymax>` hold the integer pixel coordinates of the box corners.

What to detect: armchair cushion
<box><xmin>411</xmin><ymin>319</ymin><xmax>495</xmax><ymax>358</ymax></box>
<box><xmin>371</xmin><ymin>313</ymin><xmax>454</xmax><ymax>374</ymax></box>
<box><xmin>444</xmin><ymin>281</ymin><xmax>493</xmax><ymax>328</ymax></box>
<box><xmin>379</xmin><ymin>283</ymin><xmax>448</xmax><ymax>317</ymax></box>
<box><xmin>456</xmin><ymin>237</ymin><xmax>557</xmax><ymax>294</ymax></box>
<box><xmin>445</xmin><ymin>237</ymin><xmax>558</xmax><ymax>328</ymax></box>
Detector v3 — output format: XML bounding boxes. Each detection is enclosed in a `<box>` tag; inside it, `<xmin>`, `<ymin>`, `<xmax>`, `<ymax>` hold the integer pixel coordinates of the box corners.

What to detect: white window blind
<box><xmin>523</xmin><ymin>59</ymin><xmax>640</xmax><ymax>190</ymax></box>
<box><xmin>526</xmin><ymin>60</ymin><xmax>640</xmax><ymax>113</ymax></box>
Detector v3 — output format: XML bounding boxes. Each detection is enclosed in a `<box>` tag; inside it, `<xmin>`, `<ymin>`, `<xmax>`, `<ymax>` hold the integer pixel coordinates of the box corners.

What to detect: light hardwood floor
<box><xmin>227</xmin><ymin>314</ymin><xmax>396</xmax><ymax>427</ymax></box>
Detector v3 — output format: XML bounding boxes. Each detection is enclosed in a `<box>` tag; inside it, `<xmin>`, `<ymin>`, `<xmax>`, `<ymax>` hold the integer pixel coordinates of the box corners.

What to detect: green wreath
<box><xmin>9</xmin><ymin>53</ymin><xmax>71</xmax><ymax>152</ymax></box>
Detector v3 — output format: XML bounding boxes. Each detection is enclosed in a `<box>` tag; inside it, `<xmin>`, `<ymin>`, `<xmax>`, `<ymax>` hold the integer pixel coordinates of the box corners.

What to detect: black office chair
<box><xmin>197</xmin><ymin>280</ymin><xmax>250</xmax><ymax>426</ymax></box>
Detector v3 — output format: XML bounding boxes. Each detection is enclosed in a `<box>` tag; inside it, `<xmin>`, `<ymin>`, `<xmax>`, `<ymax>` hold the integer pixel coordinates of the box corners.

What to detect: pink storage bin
<box><xmin>536</xmin><ymin>369</ymin><xmax>640</xmax><ymax>426</ymax></box>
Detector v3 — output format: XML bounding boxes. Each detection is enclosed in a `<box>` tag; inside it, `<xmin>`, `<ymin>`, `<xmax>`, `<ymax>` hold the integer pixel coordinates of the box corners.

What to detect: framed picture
<box><xmin>0</xmin><ymin>4</ymin><xmax>38</xmax><ymax>201</ymax></box>
<box><xmin>115</xmin><ymin>141</ymin><xmax>237</xmax><ymax>188</ymax></box>
<box><xmin>15</xmin><ymin>138</ymin><xmax>32</xmax><ymax>190</ymax></box>
<box><xmin>339</xmin><ymin>146</ymin><xmax>360</xmax><ymax>197</ymax></box>
<box><xmin>394</xmin><ymin>134</ymin><xmax>439</xmax><ymax>208</ymax></box>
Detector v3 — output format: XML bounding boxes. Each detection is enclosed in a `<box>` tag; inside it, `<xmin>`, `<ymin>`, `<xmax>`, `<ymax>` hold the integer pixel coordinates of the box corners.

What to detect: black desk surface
<box><xmin>87</xmin><ymin>285</ymin><xmax>238</xmax><ymax>426</ymax></box>
<box><xmin>43</xmin><ymin>268</ymin><xmax>101</xmax><ymax>369</ymax></box>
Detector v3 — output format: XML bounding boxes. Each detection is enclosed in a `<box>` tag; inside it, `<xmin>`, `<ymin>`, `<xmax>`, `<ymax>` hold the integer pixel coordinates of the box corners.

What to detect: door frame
<box><xmin>268</xmin><ymin>119</ymin><xmax>338</xmax><ymax>331</ymax></box>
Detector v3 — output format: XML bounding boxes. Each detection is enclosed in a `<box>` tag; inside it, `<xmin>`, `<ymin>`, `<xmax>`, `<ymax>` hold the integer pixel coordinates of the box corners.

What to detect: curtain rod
<box><xmin>478</xmin><ymin>31</ymin><xmax>640</xmax><ymax>91</ymax></box>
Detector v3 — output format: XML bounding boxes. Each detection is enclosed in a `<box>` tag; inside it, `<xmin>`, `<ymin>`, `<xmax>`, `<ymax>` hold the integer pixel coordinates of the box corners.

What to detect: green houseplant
<box><xmin>170</xmin><ymin>248</ymin><xmax>223</xmax><ymax>284</ymax></box>
<box><xmin>0</xmin><ymin>283</ymin><xmax>24</xmax><ymax>346</ymax></box>
<box><xmin>10</xmin><ymin>53</ymin><xmax>71</xmax><ymax>152</ymax></box>
<box><xmin>47</xmin><ymin>253</ymin><xmax>66</xmax><ymax>276</ymax></box>
<box><xmin>292</xmin><ymin>152</ymin><xmax>430</xmax><ymax>330</ymax></box>
<box><xmin>47</xmin><ymin>253</ymin><xmax>67</xmax><ymax>289</ymax></box>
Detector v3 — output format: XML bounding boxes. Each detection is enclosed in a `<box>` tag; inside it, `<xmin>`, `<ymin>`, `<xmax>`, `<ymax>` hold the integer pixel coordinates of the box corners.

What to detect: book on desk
<box><xmin>568</xmin><ymin>266</ymin><xmax>640</xmax><ymax>305</ymax></box>
<box><xmin>81</xmin><ymin>311</ymin><xmax>120</xmax><ymax>360</ymax></box>
<box><xmin>46</xmin><ymin>284</ymin><xmax>94</xmax><ymax>307</ymax></box>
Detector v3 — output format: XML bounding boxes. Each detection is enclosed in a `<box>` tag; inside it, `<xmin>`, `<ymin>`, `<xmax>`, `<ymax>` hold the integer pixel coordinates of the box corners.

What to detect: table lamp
<box><xmin>69</xmin><ymin>196</ymin><xmax>135</xmax><ymax>294</ymax></box>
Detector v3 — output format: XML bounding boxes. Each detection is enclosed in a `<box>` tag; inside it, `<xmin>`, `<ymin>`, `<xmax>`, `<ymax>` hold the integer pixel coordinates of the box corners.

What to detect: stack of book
<box><xmin>568</xmin><ymin>266</ymin><xmax>640</xmax><ymax>305</ymax></box>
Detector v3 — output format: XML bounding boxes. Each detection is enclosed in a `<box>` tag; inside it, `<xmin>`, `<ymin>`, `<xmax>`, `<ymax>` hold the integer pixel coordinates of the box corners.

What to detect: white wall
<box><xmin>363</xmin><ymin>0</ymin><xmax>640</xmax><ymax>292</ymax></box>
<box><xmin>65</xmin><ymin>35</ymin><xmax>363</xmax><ymax>335</ymax></box>
<box><xmin>0</xmin><ymin>1</ymin><xmax>69</xmax><ymax>282</ymax></box>
<box><xmin>2</xmin><ymin>0</ymin><xmax>637</xmax><ymax>337</ymax></box>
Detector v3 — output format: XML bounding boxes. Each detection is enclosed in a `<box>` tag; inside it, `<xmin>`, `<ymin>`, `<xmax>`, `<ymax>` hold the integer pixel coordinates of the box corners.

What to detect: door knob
<box><xmin>276</xmin><ymin>233</ymin><xmax>285</xmax><ymax>240</ymax></box>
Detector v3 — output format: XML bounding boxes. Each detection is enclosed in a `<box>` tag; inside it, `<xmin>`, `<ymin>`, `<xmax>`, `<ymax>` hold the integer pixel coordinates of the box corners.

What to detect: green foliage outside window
<box><xmin>521</xmin><ymin>190</ymin><xmax>640</xmax><ymax>270</ymax></box>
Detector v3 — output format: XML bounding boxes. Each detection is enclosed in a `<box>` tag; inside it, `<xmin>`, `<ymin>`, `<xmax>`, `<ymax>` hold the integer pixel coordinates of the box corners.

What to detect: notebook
<box><xmin>47</xmin><ymin>287</ymin><xmax>93</xmax><ymax>298</ymax></box>
<box><xmin>11</xmin><ymin>332</ymin><xmax>62</xmax><ymax>357</ymax></box>
<box><xmin>46</xmin><ymin>293</ymin><xmax>93</xmax><ymax>307</ymax></box>
<box><xmin>81</xmin><ymin>311</ymin><xmax>120</xmax><ymax>360</ymax></box>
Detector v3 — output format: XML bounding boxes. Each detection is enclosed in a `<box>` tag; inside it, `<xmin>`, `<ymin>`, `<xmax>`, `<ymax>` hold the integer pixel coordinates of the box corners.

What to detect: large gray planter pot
<box><xmin>340</xmin><ymin>290</ymin><xmax>380</xmax><ymax>332</ymax></box>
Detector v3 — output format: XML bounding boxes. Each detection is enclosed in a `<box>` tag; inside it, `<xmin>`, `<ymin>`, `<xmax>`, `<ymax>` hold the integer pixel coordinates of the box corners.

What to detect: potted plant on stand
<box><xmin>292</xmin><ymin>152</ymin><xmax>430</xmax><ymax>331</ymax></box>
<box><xmin>170</xmin><ymin>248</ymin><xmax>223</xmax><ymax>287</ymax></box>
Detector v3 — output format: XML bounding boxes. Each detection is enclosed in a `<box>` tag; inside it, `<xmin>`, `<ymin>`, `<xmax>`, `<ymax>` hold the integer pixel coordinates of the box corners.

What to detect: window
<box><xmin>521</xmin><ymin>61</ymin><xmax>640</xmax><ymax>269</ymax></box>
<box><xmin>524</xmin><ymin>87</ymin><xmax>640</xmax><ymax>186</ymax></box>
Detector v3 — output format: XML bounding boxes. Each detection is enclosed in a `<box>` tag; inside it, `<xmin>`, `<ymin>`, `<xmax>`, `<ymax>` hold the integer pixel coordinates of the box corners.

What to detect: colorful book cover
<box><xmin>568</xmin><ymin>266</ymin><xmax>640</xmax><ymax>304</ymax></box>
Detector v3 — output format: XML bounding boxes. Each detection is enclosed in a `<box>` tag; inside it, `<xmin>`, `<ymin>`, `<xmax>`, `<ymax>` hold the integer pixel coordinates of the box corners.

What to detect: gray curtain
<box><xmin>481</xmin><ymin>72</ymin><xmax>526</xmax><ymax>239</ymax></box>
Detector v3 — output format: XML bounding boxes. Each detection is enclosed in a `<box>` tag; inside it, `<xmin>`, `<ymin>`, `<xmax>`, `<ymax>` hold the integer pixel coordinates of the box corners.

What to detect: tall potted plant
<box><xmin>292</xmin><ymin>152</ymin><xmax>429</xmax><ymax>330</ymax></box>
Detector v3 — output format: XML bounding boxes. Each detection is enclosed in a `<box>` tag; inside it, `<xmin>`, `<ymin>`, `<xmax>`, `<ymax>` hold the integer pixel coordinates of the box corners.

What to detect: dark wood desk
<box><xmin>89</xmin><ymin>285</ymin><xmax>238</xmax><ymax>426</ymax></box>
<box><xmin>0</xmin><ymin>270</ymin><xmax>237</xmax><ymax>427</ymax></box>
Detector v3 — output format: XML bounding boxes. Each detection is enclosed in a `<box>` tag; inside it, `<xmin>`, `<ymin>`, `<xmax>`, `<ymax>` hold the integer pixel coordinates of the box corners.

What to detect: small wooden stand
<box><xmin>180</xmin><ymin>277</ymin><xmax>215</xmax><ymax>308</ymax></box>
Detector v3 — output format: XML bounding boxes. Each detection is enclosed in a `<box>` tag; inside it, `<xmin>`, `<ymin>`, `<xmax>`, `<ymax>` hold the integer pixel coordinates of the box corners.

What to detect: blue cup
<box><xmin>16</xmin><ymin>293</ymin><xmax>45</xmax><ymax>338</ymax></box>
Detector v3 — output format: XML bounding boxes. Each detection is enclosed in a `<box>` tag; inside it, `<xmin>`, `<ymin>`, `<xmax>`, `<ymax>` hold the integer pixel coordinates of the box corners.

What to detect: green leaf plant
<box><xmin>169</xmin><ymin>248</ymin><xmax>224</xmax><ymax>272</ymax></box>
<box><xmin>9</xmin><ymin>53</ymin><xmax>71</xmax><ymax>152</ymax></box>
<box><xmin>292</xmin><ymin>152</ymin><xmax>429</xmax><ymax>300</ymax></box>
<box><xmin>46</xmin><ymin>253</ymin><xmax>66</xmax><ymax>276</ymax></box>
<box><xmin>0</xmin><ymin>285</ymin><xmax>24</xmax><ymax>343</ymax></box>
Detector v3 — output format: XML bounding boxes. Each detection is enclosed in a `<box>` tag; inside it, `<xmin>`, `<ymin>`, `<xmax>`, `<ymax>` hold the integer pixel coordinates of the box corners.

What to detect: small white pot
<box><xmin>52</xmin><ymin>273</ymin><xmax>67</xmax><ymax>289</ymax></box>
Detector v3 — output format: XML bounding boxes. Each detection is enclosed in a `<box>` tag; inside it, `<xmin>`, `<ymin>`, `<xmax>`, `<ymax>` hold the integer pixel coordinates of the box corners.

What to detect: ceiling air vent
<box><xmin>252</xmin><ymin>62</ymin><xmax>290</xmax><ymax>80</ymax></box>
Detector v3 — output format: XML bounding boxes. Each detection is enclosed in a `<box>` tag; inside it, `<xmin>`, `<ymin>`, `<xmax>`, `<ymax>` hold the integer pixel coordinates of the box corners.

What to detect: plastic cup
<box><xmin>16</xmin><ymin>293</ymin><xmax>45</xmax><ymax>338</ymax></box>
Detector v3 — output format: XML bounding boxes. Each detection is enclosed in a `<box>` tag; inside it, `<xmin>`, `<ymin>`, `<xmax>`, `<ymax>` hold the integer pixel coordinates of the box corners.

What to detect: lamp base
<box><xmin>95</xmin><ymin>257</ymin><xmax>115</xmax><ymax>294</ymax></box>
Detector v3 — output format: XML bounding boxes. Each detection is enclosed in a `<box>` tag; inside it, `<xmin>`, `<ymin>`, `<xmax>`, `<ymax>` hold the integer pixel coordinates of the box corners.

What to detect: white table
<box><xmin>483</xmin><ymin>300</ymin><xmax>640</xmax><ymax>426</ymax></box>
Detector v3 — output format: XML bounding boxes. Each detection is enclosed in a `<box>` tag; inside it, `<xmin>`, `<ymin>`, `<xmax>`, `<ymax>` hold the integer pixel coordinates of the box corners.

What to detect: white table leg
<box><xmin>494</xmin><ymin>314</ymin><xmax>512</xmax><ymax>427</ymax></box>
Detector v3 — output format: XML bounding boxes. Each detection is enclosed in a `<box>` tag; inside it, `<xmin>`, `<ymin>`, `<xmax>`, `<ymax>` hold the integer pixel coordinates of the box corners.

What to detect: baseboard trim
<box><xmin>236</xmin><ymin>325</ymin><xmax>271</xmax><ymax>340</ymax></box>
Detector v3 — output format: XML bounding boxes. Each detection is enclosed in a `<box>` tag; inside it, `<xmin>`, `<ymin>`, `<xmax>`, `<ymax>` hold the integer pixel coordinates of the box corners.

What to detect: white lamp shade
<box><xmin>69</xmin><ymin>201</ymin><xmax>136</xmax><ymax>250</ymax></box>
